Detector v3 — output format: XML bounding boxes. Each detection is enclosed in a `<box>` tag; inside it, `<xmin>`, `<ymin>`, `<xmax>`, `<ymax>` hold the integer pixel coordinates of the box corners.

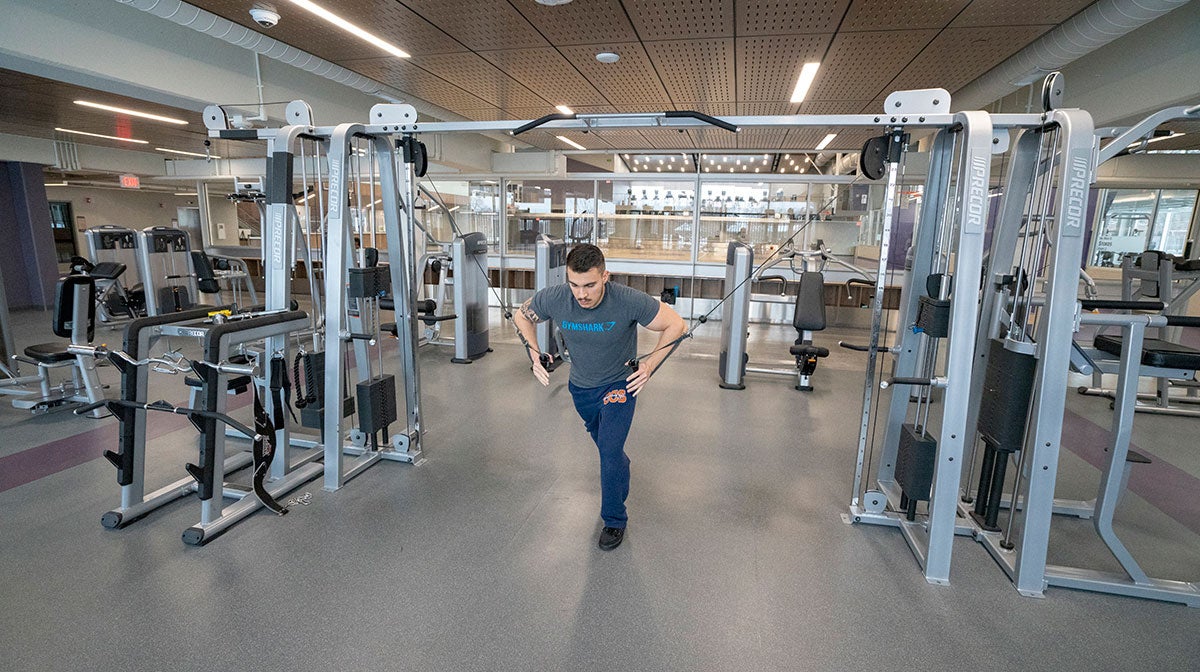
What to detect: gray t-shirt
<box><xmin>529</xmin><ymin>281</ymin><xmax>661</xmax><ymax>388</ymax></box>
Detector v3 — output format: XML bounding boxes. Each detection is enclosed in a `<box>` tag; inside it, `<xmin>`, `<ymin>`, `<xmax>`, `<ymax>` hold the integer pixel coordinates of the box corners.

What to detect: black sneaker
<box><xmin>598</xmin><ymin>526</ymin><xmax>625</xmax><ymax>550</ymax></box>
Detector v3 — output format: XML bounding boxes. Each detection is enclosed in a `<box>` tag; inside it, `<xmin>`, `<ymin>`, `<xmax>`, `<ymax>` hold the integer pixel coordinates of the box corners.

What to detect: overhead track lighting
<box><xmin>55</xmin><ymin>128</ymin><xmax>148</xmax><ymax>144</ymax></box>
<box><xmin>285</xmin><ymin>0</ymin><xmax>411</xmax><ymax>58</ymax></box>
<box><xmin>790</xmin><ymin>62</ymin><xmax>820</xmax><ymax>103</ymax></box>
<box><xmin>74</xmin><ymin>100</ymin><xmax>188</xmax><ymax>125</ymax></box>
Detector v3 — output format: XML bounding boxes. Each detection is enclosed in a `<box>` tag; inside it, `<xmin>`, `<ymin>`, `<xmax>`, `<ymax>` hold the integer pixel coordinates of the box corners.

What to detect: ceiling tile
<box><xmin>344</xmin><ymin>58</ymin><xmax>497</xmax><ymax>111</ymax></box>
<box><xmin>737</xmin><ymin>129</ymin><xmax>789</xmax><ymax>149</ymax></box>
<box><xmin>688</xmin><ymin>128</ymin><xmax>739</xmax><ymax>148</ymax></box>
<box><xmin>559</xmin><ymin>43</ymin><xmax>673</xmax><ymax>107</ymax></box>
<box><xmin>640</xmin><ymin>128</ymin><xmax>699</xmax><ymax>149</ymax></box>
<box><xmin>737</xmin><ymin>0</ymin><xmax>853</xmax><ymax>35</ymax></box>
<box><xmin>736</xmin><ymin>34</ymin><xmax>831</xmax><ymax>101</ymax></box>
<box><xmin>951</xmin><ymin>0</ymin><xmax>1095</xmax><ymax>27</ymax></box>
<box><xmin>478</xmin><ymin>49</ymin><xmax>608</xmax><ymax>107</ymax></box>
<box><xmin>515</xmin><ymin>0</ymin><xmax>639</xmax><ymax>45</ymax></box>
<box><xmin>645</xmin><ymin>39</ymin><xmax>736</xmax><ymax>103</ymax></box>
<box><xmin>397</xmin><ymin>0</ymin><xmax>548</xmax><ymax>50</ymax></box>
<box><xmin>412</xmin><ymin>52</ymin><xmax>550</xmax><ymax>109</ymax></box>
<box><xmin>675</xmin><ymin>102</ymin><xmax>738</xmax><ymax>116</ymax></box>
<box><xmin>738</xmin><ymin>102</ymin><xmax>801</xmax><ymax>115</ymax></box>
<box><xmin>887</xmin><ymin>25</ymin><xmax>1048</xmax><ymax>95</ymax></box>
<box><xmin>841</xmin><ymin>0</ymin><xmax>971</xmax><ymax>31</ymax></box>
<box><xmin>592</xmin><ymin>129</ymin><xmax>657</xmax><ymax>150</ymax></box>
<box><xmin>801</xmin><ymin>100</ymin><xmax>871</xmax><ymax>114</ymax></box>
<box><xmin>189</xmin><ymin>0</ymin><xmax>464</xmax><ymax>59</ymax></box>
<box><xmin>809</xmin><ymin>30</ymin><xmax>938</xmax><ymax>100</ymax></box>
<box><xmin>624</xmin><ymin>0</ymin><xmax>735</xmax><ymax>40</ymax></box>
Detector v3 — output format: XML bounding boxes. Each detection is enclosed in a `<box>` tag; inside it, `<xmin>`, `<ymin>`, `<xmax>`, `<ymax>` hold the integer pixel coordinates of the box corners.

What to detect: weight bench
<box><xmin>10</xmin><ymin>275</ymin><xmax>107</xmax><ymax>415</ymax></box>
<box><xmin>788</xmin><ymin>271</ymin><xmax>830</xmax><ymax>392</ymax></box>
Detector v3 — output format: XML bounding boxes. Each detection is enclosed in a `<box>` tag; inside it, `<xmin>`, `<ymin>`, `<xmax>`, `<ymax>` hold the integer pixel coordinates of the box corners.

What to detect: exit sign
<box><xmin>119</xmin><ymin>174</ymin><xmax>140</xmax><ymax>189</ymax></box>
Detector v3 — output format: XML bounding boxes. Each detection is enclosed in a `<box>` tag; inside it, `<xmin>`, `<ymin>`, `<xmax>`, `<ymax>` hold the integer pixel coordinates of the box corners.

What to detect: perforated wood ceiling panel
<box><xmin>625</xmin><ymin>0</ymin><xmax>735</xmax><ymax>40</ymax></box>
<box><xmin>677</xmin><ymin>102</ymin><xmax>737</xmax><ymax>116</ymax></box>
<box><xmin>516</xmin><ymin>0</ymin><xmax>639</xmax><ymax>45</ymax></box>
<box><xmin>397</xmin><ymin>0</ymin><xmax>547</xmax><ymax>51</ymax></box>
<box><xmin>689</xmin><ymin>128</ymin><xmax>739</xmax><ymax>149</ymax></box>
<box><xmin>189</xmin><ymin>0</ymin><xmax>464</xmax><ymax>59</ymax></box>
<box><xmin>639</xmin><ymin>128</ymin><xmax>699</xmax><ymax>149</ymax></box>
<box><xmin>591</xmin><ymin>129</ymin><xmax>655</xmax><ymax>150</ymax></box>
<box><xmin>345</xmin><ymin>59</ymin><xmax>496</xmax><ymax>111</ymax></box>
<box><xmin>413</xmin><ymin>52</ymin><xmax>550</xmax><ymax>109</ymax></box>
<box><xmin>552</xmin><ymin>130</ymin><xmax>608</xmax><ymax>150</ymax></box>
<box><xmin>559</xmin><ymin>43</ymin><xmax>673</xmax><ymax>107</ymax></box>
<box><xmin>737</xmin><ymin>129</ymin><xmax>789</xmax><ymax>149</ymax></box>
<box><xmin>737</xmin><ymin>0</ymin><xmax>853</xmax><ymax>35</ymax></box>
<box><xmin>951</xmin><ymin>0</ymin><xmax>1096</xmax><ymax>28</ymax></box>
<box><xmin>886</xmin><ymin>25</ymin><xmax>1046</xmax><ymax>95</ymax></box>
<box><xmin>645</xmin><ymin>39</ymin><xmax>736</xmax><ymax>103</ymax></box>
<box><xmin>841</xmin><ymin>0</ymin><xmax>971</xmax><ymax>31</ymax></box>
<box><xmin>781</xmin><ymin>126</ymin><xmax>874</xmax><ymax>151</ymax></box>
<box><xmin>810</xmin><ymin>29</ymin><xmax>938</xmax><ymax>101</ymax></box>
<box><xmin>479</xmin><ymin>49</ymin><xmax>608</xmax><ymax>108</ymax></box>
<box><xmin>736</xmin><ymin>34</ymin><xmax>831</xmax><ymax>101</ymax></box>
<box><xmin>800</xmin><ymin>100</ymin><xmax>869</xmax><ymax>114</ymax></box>
<box><xmin>459</xmin><ymin>108</ymin><xmax>505</xmax><ymax>121</ymax></box>
<box><xmin>738</xmin><ymin>102</ymin><xmax>800</xmax><ymax>115</ymax></box>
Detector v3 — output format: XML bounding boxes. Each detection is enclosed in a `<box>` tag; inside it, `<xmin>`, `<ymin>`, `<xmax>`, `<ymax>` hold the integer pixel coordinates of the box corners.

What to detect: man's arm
<box><xmin>513</xmin><ymin>297</ymin><xmax>550</xmax><ymax>386</ymax></box>
<box><xmin>625</xmin><ymin>302</ymin><xmax>686</xmax><ymax>396</ymax></box>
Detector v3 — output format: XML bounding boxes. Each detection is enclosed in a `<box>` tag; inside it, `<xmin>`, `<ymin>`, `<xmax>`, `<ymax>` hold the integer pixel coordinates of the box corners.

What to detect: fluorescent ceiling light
<box><xmin>55</xmin><ymin>128</ymin><xmax>148</xmax><ymax>144</ymax></box>
<box><xmin>815</xmin><ymin>133</ymin><xmax>837</xmax><ymax>151</ymax></box>
<box><xmin>790</xmin><ymin>62</ymin><xmax>820</xmax><ymax>103</ymax></box>
<box><xmin>44</xmin><ymin>182</ymin><xmax>69</xmax><ymax>187</ymax></box>
<box><xmin>285</xmin><ymin>0</ymin><xmax>411</xmax><ymax>58</ymax></box>
<box><xmin>174</xmin><ymin>192</ymin><xmax>199</xmax><ymax>196</ymax></box>
<box><xmin>156</xmin><ymin>147</ymin><xmax>221</xmax><ymax>159</ymax></box>
<box><xmin>556</xmin><ymin>135</ymin><xmax>587</xmax><ymax>150</ymax></box>
<box><xmin>555</xmin><ymin>105</ymin><xmax>574</xmax><ymax>115</ymax></box>
<box><xmin>74</xmin><ymin>100</ymin><xmax>188</xmax><ymax>125</ymax></box>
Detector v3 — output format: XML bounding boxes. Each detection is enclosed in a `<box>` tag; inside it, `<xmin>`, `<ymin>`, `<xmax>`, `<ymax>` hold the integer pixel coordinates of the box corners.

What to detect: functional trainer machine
<box><xmin>534</xmin><ymin>235</ymin><xmax>569</xmax><ymax>369</ymax></box>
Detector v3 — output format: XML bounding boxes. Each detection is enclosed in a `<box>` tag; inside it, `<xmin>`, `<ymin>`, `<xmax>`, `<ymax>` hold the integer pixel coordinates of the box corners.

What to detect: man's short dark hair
<box><xmin>566</xmin><ymin>244</ymin><xmax>605</xmax><ymax>273</ymax></box>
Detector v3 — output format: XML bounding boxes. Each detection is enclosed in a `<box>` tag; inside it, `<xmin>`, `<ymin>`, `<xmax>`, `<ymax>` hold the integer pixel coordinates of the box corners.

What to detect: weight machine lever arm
<box><xmin>880</xmin><ymin>376</ymin><xmax>947</xmax><ymax>389</ymax></box>
<box><xmin>838</xmin><ymin>341</ymin><xmax>891</xmax><ymax>353</ymax></box>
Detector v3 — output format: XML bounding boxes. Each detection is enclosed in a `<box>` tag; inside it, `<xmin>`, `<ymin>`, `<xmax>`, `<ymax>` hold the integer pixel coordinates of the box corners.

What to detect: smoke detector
<box><xmin>595</xmin><ymin>52</ymin><xmax>620</xmax><ymax>64</ymax></box>
<box><xmin>534</xmin><ymin>0</ymin><xmax>574</xmax><ymax>5</ymax></box>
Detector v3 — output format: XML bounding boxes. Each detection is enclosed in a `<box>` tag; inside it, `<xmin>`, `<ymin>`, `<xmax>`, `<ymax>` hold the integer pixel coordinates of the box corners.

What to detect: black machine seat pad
<box><xmin>1094</xmin><ymin>334</ymin><xmax>1200</xmax><ymax>370</ymax></box>
<box><xmin>23</xmin><ymin>342</ymin><xmax>75</xmax><ymax>364</ymax></box>
<box><xmin>789</xmin><ymin>344</ymin><xmax>830</xmax><ymax>358</ymax></box>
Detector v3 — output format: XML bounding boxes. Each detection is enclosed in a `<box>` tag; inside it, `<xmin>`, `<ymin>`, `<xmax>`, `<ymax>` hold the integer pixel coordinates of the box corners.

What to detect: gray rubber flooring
<box><xmin>1</xmin><ymin>308</ymin><xmax>1199</xmax><ymax>671</ymax></box>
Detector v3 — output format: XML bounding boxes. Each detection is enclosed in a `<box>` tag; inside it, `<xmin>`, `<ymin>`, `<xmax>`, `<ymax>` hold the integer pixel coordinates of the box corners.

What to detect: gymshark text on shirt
<box><xmin>561</xmin><ymin>320</ymin><xmax>617</xmax><ymax>332</ymax></box>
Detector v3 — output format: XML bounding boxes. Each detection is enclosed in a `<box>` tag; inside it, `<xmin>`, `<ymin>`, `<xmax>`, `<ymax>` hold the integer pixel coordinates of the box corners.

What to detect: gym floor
<box><xmin>1</xmin><ymin>303</ymin><xmax>1198</xmax><ymax>671</ymax></box>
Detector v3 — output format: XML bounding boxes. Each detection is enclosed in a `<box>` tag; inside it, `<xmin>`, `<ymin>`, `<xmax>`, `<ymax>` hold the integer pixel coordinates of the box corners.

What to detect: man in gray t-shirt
<box><xmin>513</xmin><ymin>244</ymin><xmax>685</xmax><ymax>550</ymax></box>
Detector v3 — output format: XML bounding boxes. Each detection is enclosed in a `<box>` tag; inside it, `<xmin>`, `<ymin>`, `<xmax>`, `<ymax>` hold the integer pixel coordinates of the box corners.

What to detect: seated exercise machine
<box><xmin>137</xmin><ymin>226</ymin><xmax>216</xmax><ymax>315</ymax></box>
<box><xmin>710</xmin><ymin>238</ymin><xmax>873</xmax><ymax>391</ymax></box>
<box><xmin>6</xmin><ymin>274</ymin><xmax>107</xmax><ymax>416</ymax></box>
<box><xmin>82</xmin><ymin>225</ymin><xmax>147</xmax><ymax>324</ymax></box>
<box><xmin>1078</xmin><ymin>249</ymin><xmax>1200</xmax><ymax>416</ymax></box>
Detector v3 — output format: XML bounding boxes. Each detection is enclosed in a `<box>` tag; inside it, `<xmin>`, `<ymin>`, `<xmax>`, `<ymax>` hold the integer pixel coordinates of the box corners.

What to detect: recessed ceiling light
<box><xmin>285</xmin><ymin>0</ymin><xmax>410</xmax><ymax>58</ymax></box>
<box><xmin>815</xmin><ymin>133</ymin><xmax>837</xmax><ymax>151</ymax></box>
<box><xmin>555</xmin><ymin>135</ymin><xmax>586</xmax><ymax>150</ymax></box>
<box><xmin>790</xmin><ymin>62</ymin><xmax>821</xmax><ymax>103</ymax></box>
<box><xmin>595</xmin><ymin>52</ymin><xmax>620</xmax><ymax>64</ymax></box>
<box><xmin>156</xmin><ymin>147</ymin><xmax>221</xmax><ymax>159</ymax></box>
<box><xmin>55</xmin><ymin>128</ymin><xmax>148</xmax><ymax>144</ymax></box>
<box><xmin>74</xmin><ymin>100</ymin><xmax>188</xmax><ymax>125</ymax></box>
<box><xmin>555</xmin><ymin>105</ymin><xmax>574</xmax><ymax>115</ymax></box>
<box><xmin>535</xmin><ymin>0</ymin><xmax>574</xmax><ymax>5</ymax></box>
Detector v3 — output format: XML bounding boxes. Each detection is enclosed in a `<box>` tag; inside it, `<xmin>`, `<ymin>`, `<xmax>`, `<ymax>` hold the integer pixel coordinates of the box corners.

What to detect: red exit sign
<box><xmin>119</xmin><ymin>174</ymin><xmax>140</xmax><ymax>189</ymax></box>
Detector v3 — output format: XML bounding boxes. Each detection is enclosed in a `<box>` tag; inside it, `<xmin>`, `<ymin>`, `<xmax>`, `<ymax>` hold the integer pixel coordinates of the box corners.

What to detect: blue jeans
<box><xmin>569</xmin><ymin>379</ymin><xmax>637</xmax><ymax>528</ymax></box>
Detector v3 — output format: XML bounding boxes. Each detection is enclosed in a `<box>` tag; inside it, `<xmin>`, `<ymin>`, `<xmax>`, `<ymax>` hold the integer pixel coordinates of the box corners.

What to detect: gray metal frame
<box><xmin>534</xmin><ymin>236</ymin><xmax>568</xmax><ymax>361</ymax></box>
<box><xmin>847</xmin><ymin>111</ymin><xmax>994</xmax><ymax>585</ymax></box>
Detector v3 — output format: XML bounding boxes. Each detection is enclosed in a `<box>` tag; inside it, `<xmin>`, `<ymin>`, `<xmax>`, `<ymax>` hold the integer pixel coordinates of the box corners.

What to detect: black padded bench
<box><xmin>1093</xmin><ymin>334</ymin><xmax>1200</xmax><ymax>370</ymax></box>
